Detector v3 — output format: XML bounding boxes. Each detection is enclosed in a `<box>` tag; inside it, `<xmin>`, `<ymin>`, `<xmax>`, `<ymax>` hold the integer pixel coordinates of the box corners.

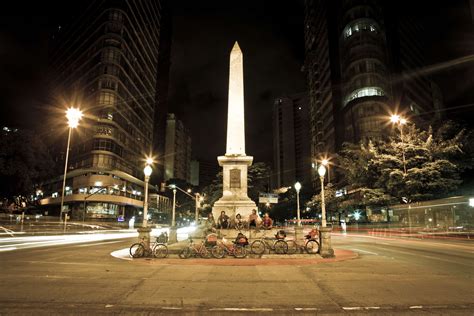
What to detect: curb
<box><xmin>111</xmin><ymin>248</ymin><xmax>358</xmax><ymax>266</ymax></box>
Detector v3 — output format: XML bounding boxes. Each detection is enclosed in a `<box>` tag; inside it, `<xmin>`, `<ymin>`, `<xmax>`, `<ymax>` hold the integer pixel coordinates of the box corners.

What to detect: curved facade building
<box><xmin>304</xmin><ymin>0</ymin><xmax>443</xmax><ymax>188</ymax></box>
<box><xmin>40</xmin><ymin>0</ymin><xmax>170</xmax><ymax>221</ymax></box>
<box><xmin>339</xmin><ymin>0</ymin><xmax>390</xmax><ymax>142</ymax></box>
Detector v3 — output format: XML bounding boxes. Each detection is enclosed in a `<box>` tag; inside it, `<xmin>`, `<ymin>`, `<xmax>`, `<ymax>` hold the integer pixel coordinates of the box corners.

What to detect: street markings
<box><xmin>350</xmin><ymin>248</ymin><xmax>379</xmax><ymax>255</ymax></box>
<box><xmin>209</xmin><ymin>308</ymin><xmax>273</xmax><ymax>312</ymax></box>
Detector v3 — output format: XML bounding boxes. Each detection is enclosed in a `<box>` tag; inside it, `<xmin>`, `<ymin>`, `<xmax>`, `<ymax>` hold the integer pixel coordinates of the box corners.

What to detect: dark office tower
<box><xmin>272</xmin><ymin>94</ymin><xmax>311</xmax><ymax>189</ymax></box>
<box><xmin>152</xmin><ymin>1</ymin><xmax>172</xmax><ymax>184</ymax></box>
<box><xmin>164</xmin><ymin>113</ymin><xmax>192</xmax><ymax>183</ymax></box>
<box><xmin>41</xmin><ymin>0</ymin><xmax>169</xmax><ymax>220</ymax></box>
<box><xmin>385</xmin><ymin>3</ymin><xmax>443</xmax><ymax>123</ymax></box>
<box><xmin>304</xmin><ymin>0</ymin><xmax>342</xmax><ymax>159</ymax></box>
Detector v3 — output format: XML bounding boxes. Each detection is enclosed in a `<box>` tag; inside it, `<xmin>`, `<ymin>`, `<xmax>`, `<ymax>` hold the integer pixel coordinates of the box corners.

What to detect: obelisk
<box><xmin>212</xmin><ymin>42</ymin><xmax>257</xmax><ymax>221</ymax></box>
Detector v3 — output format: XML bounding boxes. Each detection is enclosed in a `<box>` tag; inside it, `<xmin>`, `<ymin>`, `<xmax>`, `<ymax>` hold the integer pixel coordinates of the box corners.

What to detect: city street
<box><xmin>0</xmin><ymin>233</ymin><xmax>472</xmax><ymax>315</ymax></box>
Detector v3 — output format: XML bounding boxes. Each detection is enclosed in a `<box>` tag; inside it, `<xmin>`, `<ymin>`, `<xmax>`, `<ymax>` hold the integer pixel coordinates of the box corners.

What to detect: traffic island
<box><xmin>111</xmin><ymin>247</ymin><xmax>357</xmax><ymax>266</ymax></box>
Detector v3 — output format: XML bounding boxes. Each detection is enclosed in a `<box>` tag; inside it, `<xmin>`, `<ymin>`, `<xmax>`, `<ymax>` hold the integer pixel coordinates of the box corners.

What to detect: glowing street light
<box><xmin>321</xmin><ymin>158</ymin><xmax>331</xmax><ymax>184</ymax></box>
<box><xmin>60</xmin><ymin>107</ymin><xmax>83</xmax><ymax>230</ymax></box>
<box><xmin>142</xmin><ymin>164</ymin><xmax>152</xmax><ymax>227</ymax></box>
<box><xmin>318</xmin><ymin>164</ymin><xmax>327</xmax><ymax>228</ymax></box>
<box><xmin>390</xmin><ymin>114</ymin><xmax>408</xmax><ymax>175</ymax></box>
<box><xmin>294</xmin><ymin>181</ymin><xmax>302</xmax><ymax>226</ymax></box>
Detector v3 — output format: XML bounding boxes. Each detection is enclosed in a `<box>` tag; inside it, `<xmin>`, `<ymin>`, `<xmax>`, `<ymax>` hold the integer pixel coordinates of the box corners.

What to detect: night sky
<box><xmin>0</xmin><ymin>1</ymin><xmax>473</xmax><ymax>165</ymax></box>
<box><xmin>168</xmin><ymin>0</ymin><xmax>306</xmax><ymax>163</ymax></box>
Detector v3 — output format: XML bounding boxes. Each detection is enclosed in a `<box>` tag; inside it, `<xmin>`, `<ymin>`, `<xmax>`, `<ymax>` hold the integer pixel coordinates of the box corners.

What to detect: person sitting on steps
<box><xmin>262</xmin><ymin>213</ymin><xmax>273</xmax><ymax>230</ymax></box>
<box><xmin>248</xmin><ymin>209</ymin><xmax>260</xmax><ymax>230</ymax></box>
<box><xmin>217</xmin><ymin>211</ymin><xmax>230</xmax><ymax>229</ymax></box>
<box><xmin>234</xmin><ymin>213</ymin><xmax>245</xmax><ymax>230</ymax></box>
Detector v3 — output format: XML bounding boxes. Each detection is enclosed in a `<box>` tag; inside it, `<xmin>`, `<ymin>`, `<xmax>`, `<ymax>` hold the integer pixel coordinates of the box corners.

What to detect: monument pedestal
<box><xmin>212</xmin><ymin>155</ymin><xmax>257</xmax><ymax>220</ymax></box>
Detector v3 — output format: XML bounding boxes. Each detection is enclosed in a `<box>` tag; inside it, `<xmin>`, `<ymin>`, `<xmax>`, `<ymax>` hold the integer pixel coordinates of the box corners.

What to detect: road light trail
<box><xmin>0</xmin><ymin>226</ymin><xmax>196</xmax><ymax>252</ymax></box>
<box><xmin>0</xmin><ymin>231</ymin><xmax>138</xmax><ymax>252</ymax></box>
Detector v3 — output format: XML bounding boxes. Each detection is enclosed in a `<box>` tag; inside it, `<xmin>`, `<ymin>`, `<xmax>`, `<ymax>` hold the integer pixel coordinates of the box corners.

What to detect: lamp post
<box><xmin>318</xmin><ymin>164</ymin><xmax>327</xmax><ymax>228</ymax></box>
<box><xmin>194</xmin><ymin>193</ymin><xmax>202</xmax><ymax>224</ymax></box>
<box><xmin>317</xmin><ymin>163</ymin><xmax>334</xmax><ymax>258</ymax></box>
<box><xmin>60</xmin><ymin>108</ymin><xmax>82</xmax><ymax>232</ymax></box>
<box><xmin>167</xmin><ymin>184</ymin><xmax>177</xmax><ymax>243</ymax></box>
<box><xmin>136</xmin><ymin>160</ymin><xmax>153</xmax><ymax>249</ymax></box>
<box><xmin>294</xmin><ymin>182</ymin><xmax>302</xmax><ymax>227</ymax></box>
<box><xmin>390</xmin><ymin>114</ymin><xmax>408</xmax><ymax>175</ymax></box>
<box><xmin>143</xmin><ymin>164</ymin><xmax>152</xmax><ymax>227</ymax></box>
<box><xmin>171</xmin><ymin>186</ymin><xmax>177</xmax><ymax>227</ymax></box>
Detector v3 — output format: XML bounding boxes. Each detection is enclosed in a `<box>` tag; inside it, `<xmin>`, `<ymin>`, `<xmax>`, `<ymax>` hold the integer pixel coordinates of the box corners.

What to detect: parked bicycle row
<box><xmin>129</xmin><ymin>229</ymin><xmax>320</xmax><ymax>259</ymax></box>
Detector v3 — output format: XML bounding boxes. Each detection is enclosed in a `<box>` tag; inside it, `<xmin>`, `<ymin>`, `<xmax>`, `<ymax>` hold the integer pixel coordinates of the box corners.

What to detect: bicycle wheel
<box><xmin>211</xmin><ymin>245</ymin><xmax>225</xmax><ymax>259</ymax></box>
<box><xmin>286</xmin><ymin>240</ymin><xmax>298</xmax><ymax>254</ymax></box>
<box><xmin>233</xmin><ymin>245</ymin><xmax>247</xmax><ymax>258</ymax></box>
<box><xmin>179</xmin><ymin>246</ymin><xmax>191</xmax><ymax>259</ymax></box>
<box><xmin>200</xmin><ymin>246</ymin><xmax>212</xmax><ymax>259</ymax></box>
<box><xmin>274</xmin><ymin>240</ymin><xmax>289</xmax><ymax>254</ymax></box>
<box><xmin>250</xmin><ymin>240</ymin><xmax>265</xmax><ymax>255</ymax></box>
<box><xmin>305</xmin><ymin>240</ymin><xmax>320</xmax><ymax>254</ymax></box>
<box><xmin>153</xmin><ymin>243</ymin><xmax>168</xmax><ymax>259</ymax></box>
<box><xmin>130</xmin><ymin>243</ymin><xmax>145</xmax><ymax>258</ymax></box>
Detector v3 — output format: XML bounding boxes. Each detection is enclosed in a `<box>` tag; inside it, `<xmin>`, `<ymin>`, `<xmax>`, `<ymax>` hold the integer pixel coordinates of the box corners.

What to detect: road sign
<box><xmin>259</xmin><ymin>193</ymin><xmax>278</xmax><ymax>204</ymax></box>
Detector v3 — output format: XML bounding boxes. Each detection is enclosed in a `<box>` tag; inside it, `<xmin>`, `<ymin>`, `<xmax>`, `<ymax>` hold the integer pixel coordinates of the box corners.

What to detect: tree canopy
<box><xmin>338</xmin><ymin>121</ymin><xmax>468</xmax><ymax>205</ymax></box>
<box><xmin>0</xmin><ymin>129</ymin><xmax>55</xmax><ymax>205</ymax></box>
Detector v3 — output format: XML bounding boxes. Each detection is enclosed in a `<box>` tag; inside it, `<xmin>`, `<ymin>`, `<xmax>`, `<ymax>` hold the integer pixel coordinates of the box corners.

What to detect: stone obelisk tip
<box><xmin>232</xmin><ymin>41</ymin><xmax>241</xmax><ymax>52</ymax></box>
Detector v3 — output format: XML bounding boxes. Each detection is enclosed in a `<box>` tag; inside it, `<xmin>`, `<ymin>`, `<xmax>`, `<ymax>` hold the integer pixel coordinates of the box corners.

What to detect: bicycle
<box><xmin>129</xmin><ymin>236</ymin><xmax>169</xmax><ymax>259</ymax></box>
<box><xmin>286</xmin><ymin>237</ymin><xmax>320</xmax><ymax>254</ymax></box>
<box><xmin>211</xmin><ymin>238</ymin><xmax>247</xmax><ymax>258</ymax></box>
<box><xmin>250</xmin><ymin>231</ymin><xmax>288</xmax><ymax>255</ymax></box>
<box><xmin>179</xmin><ymin>237</ymin><xmax>212</xmax><ymax>259</ymax></box>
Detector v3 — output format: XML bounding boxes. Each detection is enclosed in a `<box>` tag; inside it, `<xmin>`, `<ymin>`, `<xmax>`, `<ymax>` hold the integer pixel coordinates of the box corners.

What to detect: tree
<box><xmin>339</xmin><ymin>121</ymin><xmax>467</xmax><ymax>205</ymax></box>
<box><xmin>0</xmin><ymin>129</ymin><xmax>55</xmax><ymax>206</ymax></box>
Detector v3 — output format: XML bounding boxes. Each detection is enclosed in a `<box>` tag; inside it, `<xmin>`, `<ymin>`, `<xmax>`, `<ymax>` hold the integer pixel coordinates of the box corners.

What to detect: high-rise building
<box><xmin>190</xmin><ymin>160</ymin><xmax>200</xmax><ymax>186</ymax></box>
<box><xmin>39</xmin><ymin>0</ymin><xmax>169</xmax><ymax>220</ymax></box>
<box><xmin>164</xmin><ymin>113</ymin><xmax>192</xmax><ymax>182</ymax></box>
<box><xmin>304</xmin><ymin>0</ymin><xmax>442</xmax><ymax>186</ymax></box>
<box><xmin>272</xmin><ymin>94</ymin><xmax>312</xmax><ymax>188</ymax></box>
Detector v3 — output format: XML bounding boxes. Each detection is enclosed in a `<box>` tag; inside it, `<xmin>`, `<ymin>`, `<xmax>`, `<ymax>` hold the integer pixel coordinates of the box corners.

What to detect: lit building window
<box><xmin>343</xmin><ymin>19</ymin><xmax>378</xmax><ymax>39</ymax></box>
<box><xmin>344</xmin><ymin>87</ymin><xmax>385</xmax><ymax>105</ymax></box>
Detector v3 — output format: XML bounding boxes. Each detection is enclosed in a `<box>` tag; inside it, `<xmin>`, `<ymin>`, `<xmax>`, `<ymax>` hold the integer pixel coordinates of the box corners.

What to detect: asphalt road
<box><xmin>0</xmin><ymin>233</ymin><xmax>472</xmax><ymax>315</ymax></box>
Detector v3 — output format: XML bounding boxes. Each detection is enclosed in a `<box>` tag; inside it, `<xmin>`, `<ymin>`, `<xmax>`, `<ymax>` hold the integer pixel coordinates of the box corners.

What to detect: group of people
<box><xmin>206</xmin><ymin>210</ymin><xmax>274</xmax><ymax>230</ymax></box>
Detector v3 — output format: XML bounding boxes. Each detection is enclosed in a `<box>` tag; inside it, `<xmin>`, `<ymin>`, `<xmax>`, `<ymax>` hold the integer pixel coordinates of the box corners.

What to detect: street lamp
<box><xmin>390</xmin><ymin>114</ymin><xmax>408</xmax><ymax>175</ymax></box>
<box><xmin>194</xmin><ymin>193</ymin><xmax>203</xmax><ymax>223</ymax></box>
<box><xmin>60</xmin><ymin>107</ymin><xmax>83</xmax><ymax>230</ymax></box>
<box><xmin>318</xmin><ymin>164</ymin><xmax>327</xmax><ymax>228</ymax></box>
<box><xmin>294</xmin><ymin>181</ymin><xmax>302</xmax><ymax>226</ymax></box>
<box><xmin>143</xmin><ymin>164</ymin><xmax>153</xmax><ymax>227</ymax></box>
<box><xmin>169</xmin><ymin>184</ymin><xmax>177</xmax><ymax>227</ymax></box>
<box><xmin>321</xmin><ymin>158</ymin><xmax>331</xmax><ymax>184</ymax></box>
